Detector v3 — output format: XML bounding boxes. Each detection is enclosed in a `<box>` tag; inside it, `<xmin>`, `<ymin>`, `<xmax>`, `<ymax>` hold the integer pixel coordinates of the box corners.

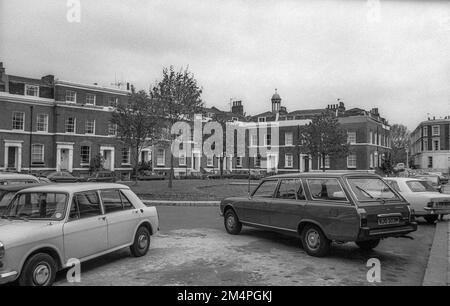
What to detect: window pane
<box><xmin>276</xmin><ymin>179</ymin><xmax>305</xmax><ymax>200</ymax></box>
<box><xmin>120</xmin><ymin>191</ymin><xmax>134</xmax><ymax>210</ymax></box>
<box><xmin>8</xmin><ymin>193</ymin><xmax>67</xmax><ymax>220</ymax></box>
<box><xmin>71</xmin><ymin>191</ymin><xmax>101</xmax><ymax>220</ymax></box>
<box><xmin>308</xmin><ymin>179</ymin><xmax>347</xmax><ymax>201</ymax></box>
<box><xmin>347</xmin><ymin>178</ymin><xmax>398</xmax><ymax>201</ymax></box>
<box><xmin>102</xmin><ymin>190</ymin><xmax>123</xmax><ymax>213</ymax></box>
<box><xmin>253</xmin><ymin>180</ymin><xmax>278</xmax><ymax>198</ymax></box>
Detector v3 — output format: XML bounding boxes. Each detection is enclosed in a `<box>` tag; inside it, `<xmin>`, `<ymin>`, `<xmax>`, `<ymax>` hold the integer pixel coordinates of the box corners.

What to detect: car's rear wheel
<box><xmin>130</xmin><ymin>226</ymin><xmax>151</xmax><ymax>257</ymax></box>
<box><xmin>301</xmin><ymin>224</ymin><xmax>330</xmax><ymax>257</ymax></box>
<box><xmin>356</xmin><ymin>239</ymin><xmax>380</xmax><ymax>251</ymax></box>
<box><xmin>424</xmin><ymin>215</ymin><xmax>439</xmax><ymax>224</ymax></box>
<box><xmin>19</xmin><ymin>253</ymin><xmax>57</xmax><ymax>286</ymax></box>
<box><xmin>224</xmin><ymin>209</ymin><xmax>242</xmax><ymax>235</ymax></box>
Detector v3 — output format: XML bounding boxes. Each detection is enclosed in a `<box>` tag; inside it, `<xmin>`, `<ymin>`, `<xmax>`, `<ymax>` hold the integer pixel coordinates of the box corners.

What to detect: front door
<box><xmin>63</xmin><ymin>191</ymin><xmax>108</xmax><ymax>260</ymax></box>
<box><xmin>60</xmin><ymin>149</ymin><xmax>69</xmax><ymax>171</ymax></box>
<box><xmin>7</xmin><ymin>147</ymin><xmax>16</xmax><ymax>169</ymax></box>
<box><xmin>240</xmin><ymin>180</ymin><xmax>279</xmax><ymax>226</ymax></box>
<box><xmin>103</xmin><ymin>150</ymin><xmax>112</xmax><ymax>170</ymax></box>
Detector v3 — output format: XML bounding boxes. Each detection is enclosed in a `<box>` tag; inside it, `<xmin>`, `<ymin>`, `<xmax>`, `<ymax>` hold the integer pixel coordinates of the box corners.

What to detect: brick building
<box><xmin>410</xmin><ymin>117</ymin><xmax>450</xmax><ymax>173</ymax></box>
<box><xmin>0</xmin><ymin>62</ymin><xmax>136</xmax><ymax>179</ymax></box>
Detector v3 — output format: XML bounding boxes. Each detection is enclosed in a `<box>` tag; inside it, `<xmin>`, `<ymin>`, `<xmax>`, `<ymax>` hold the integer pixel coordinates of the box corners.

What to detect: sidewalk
<box><xmin>423</xmin><ymin>219</ymin><xmax>450</xmax><ymax>286</ymax></box>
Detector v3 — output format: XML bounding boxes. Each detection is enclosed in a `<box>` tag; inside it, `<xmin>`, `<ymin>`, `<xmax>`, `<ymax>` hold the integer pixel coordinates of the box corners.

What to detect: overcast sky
<box><xmin>1</xmin><ymin>0</ymin><xmax>449</xmax><ymax>129</ymax></box>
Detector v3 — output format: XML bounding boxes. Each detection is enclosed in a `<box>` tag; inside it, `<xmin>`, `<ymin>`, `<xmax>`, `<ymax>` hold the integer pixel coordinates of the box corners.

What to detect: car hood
<box><xmin>0</xmin><ymin>219</ymin><xmax>62</xmax><ymax>247</ymax></box>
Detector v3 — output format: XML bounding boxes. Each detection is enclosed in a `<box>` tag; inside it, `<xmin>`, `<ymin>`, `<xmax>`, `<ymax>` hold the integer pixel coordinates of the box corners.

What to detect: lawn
<box><xmin>124</xmin><ymin>179</ymin><xmax>260</xmax><ymax>201</ymax></box>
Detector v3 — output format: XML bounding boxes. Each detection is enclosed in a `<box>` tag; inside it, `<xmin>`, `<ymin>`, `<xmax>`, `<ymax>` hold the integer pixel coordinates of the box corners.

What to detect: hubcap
<box><xmin>227</xmin><ymin>215</ymin><xmax>236</xmax><ymax>229</ymax></box>
<box><xmin>33</xmin><ymin>263</ymin><xmax>51</xmax><ymax>286</ymax></box>
<box><xmin>138</xmin><ymin>234</ymin><xmax>148</xmax><ymax>249</ymax></box>
<box><xmin>306</xmin><ymin>229</ymin><xmax>321</xmax><ymax>250</ymax></box>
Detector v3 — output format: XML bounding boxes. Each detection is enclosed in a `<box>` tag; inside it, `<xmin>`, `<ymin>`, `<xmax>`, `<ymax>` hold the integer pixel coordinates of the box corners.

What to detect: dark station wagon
<box><xmin>220</xmin><ymin>173</ymin><xmax>418</xmax><ymax>257</ymax></box>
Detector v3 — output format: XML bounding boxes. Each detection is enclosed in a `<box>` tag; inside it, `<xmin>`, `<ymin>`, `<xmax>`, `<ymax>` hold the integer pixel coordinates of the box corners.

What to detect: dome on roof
<box><xmin>271</xmin><ymin>89</ymin><xmax>281</xmax><ymax>101</ymax></box>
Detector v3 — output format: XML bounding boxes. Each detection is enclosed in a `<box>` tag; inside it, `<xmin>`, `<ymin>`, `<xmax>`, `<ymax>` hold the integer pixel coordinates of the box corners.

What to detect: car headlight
<box><xmin>0</xmin><ymin>242</ymin><xmax>4</xmax><ymax>259</ymax></box>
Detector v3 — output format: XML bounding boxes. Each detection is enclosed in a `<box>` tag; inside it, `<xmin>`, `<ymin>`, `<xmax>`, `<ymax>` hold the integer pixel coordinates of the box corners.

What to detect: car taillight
<box><xmin>407</xmin><ymin>205</ymin><xmax>415</xmax><ymax>222</ymax></box>
<box><xmin>357</xmin><ymin>208</ymin><xmax>367</xmax><ymax>227</ymax></box>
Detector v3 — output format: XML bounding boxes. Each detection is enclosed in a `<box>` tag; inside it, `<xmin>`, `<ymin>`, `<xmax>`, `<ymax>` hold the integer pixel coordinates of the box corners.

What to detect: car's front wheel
<box><xmin>301</xmin><ymin>224</ymin><xmax>330</xmax><ymax>257</ymax></box>
<box><xmin>19</xmin><ymin>253</ymin><xmax>57</xmax><ymax>286</ymax></box>
<box><xmin>224</xmin><ymin>209</ymin><xmax>242</xmax><ymax>235</ymax></box>
<box><xmin>130</xmin><ymin>226</ymin><xmax>151</xmax><ymax>257</ymax></box>
<box><xmin>424</xmin><ymin>215</ymin><xmax>439</xmax><ymax>224</ymax></box>
<box><xmin>356</xmin><ymin>239</ymin><xmax>380</xmax><ymax>251</ymax></box>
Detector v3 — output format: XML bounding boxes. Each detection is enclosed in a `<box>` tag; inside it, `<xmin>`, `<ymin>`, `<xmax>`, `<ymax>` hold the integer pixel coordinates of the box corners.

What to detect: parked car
<box><xmin>137</xmin><ymin>171</ymin><xmax>166</xmax><ymax>181</ymax></box>
<box><xmin>0</xmin><ymin>183</ymin><xmax>159</xmax><ymax>286</ymax></box>
<box><xmin>86</xmin><ymin>171</ymin><xmax>117</xmax><ymax>183</ymax></box>
<box><xmin>0</xmin><ymin>173</ymin><xmax>40</xmax><ymax>185</ymax></box>
<box><xmin>220</xmin><ymin>172</ymin><xmax>417</xmax><ymax>257</ymax></box>
<box><xmin>0</xmin><ymin>184</ymin><xmax>41</xmax><ymax>215</ymax></box>
<box><xmin>46</xmin><ymin>171</ymin><xmax>86</xmax><ymax>183</ymax></box>
<box><xmin>384</xmin><ymin>177</ymin><xmax>450</xmax><ymax>223</ymax></box>
<box><xmin>415</xmin><ymin>175</ymin><xmax>444</xmax><ymax>192</ymax></box>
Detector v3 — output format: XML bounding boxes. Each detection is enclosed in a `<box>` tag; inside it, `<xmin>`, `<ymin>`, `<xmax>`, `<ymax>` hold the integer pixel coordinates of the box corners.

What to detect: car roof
<box><xmin>264</xmin><ymin>172</ymin><xmax>381</xmax><ymax>180</ymax></box>
<box><xmin>385</xmin><ymin>177</ymin><xmax>423</xmax><ymax>182</ymax></box>
<box><xmin>0</xmin><ymin>173</ymin><xmax>38</xmax><ymax>180</ymax></box>
<box><xmin>16</xmin><ymin>183</ymin><xmax>131</xmax><ymax>194</ymax></box>
<box><xmin>0</xmin><ymin>183</ymin><xmax>42</xmax><ymax>192</ymax></box>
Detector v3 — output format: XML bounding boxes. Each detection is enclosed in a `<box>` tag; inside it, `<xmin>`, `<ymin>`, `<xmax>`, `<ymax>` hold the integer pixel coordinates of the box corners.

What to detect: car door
<box><xmin>240</xmin><ymin>180</ymin><xmax>279</xmax><ymax>226</ymax></box>
<box><xmin>101</xmin><ymin>189</ymin><xmax>141</xmax><ymax>249</ymax></box>
<box><xmin>269</xmin><ymin>178</ymin><xmax>307</xmax><ymax>231</ymax></box>
<box><xmin>304</xmin><ymin>178</ymin><xmax>359</xmax><ymax>241</ymax></box>
<box><xmin>63</xmin><ymin>191</ymin><xmax>108</xmax><ymax>260</ymax></box>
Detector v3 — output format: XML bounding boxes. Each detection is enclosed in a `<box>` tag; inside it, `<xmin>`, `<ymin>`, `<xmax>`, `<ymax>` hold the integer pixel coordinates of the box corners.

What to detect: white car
<box><xmin>0</xmin><ymin>183</ymin><xmax>159</xmax><ymax>286</ymax></box>
<box><xmin>384</xmin><ymin>177</ymin><xmax>450</xmax><ymax>224</ymax></box>
<box><xmin>0</xmin><ymin>173</ymin><xmax>40</xmax><ymax>185</ymax></box>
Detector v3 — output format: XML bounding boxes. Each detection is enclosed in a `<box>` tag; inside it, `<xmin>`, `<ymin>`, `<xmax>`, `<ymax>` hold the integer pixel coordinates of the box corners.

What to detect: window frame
<box><xmin>36</xmin><ymin>113</ymin><xmax>49</xmax><ymax>133</ymax></box>
<box><xmin>85</xmin><ymin>119</ymin><xmax>95</xmax><ymax>135</ymax></box>
<box><xmin>275</xmin><ymin>178</ymin><xmax>306</xmax><ymax>201</ymax></box>
<box><xmin>65</xmin><ymin>117</ymin><xmax>76</xmax><ymax>134</ymax></box>
<box><xmin>156</xmin><ymin>148</ymin><xmax>165</xmax><ymax>166</ymax></box>
<box><xmin>31</xmin><ymin>144</ymin><xmax>45</xmax><ymax>164</ymax></box>
<box><xmin>347</xmin><ymin>153</ymin><xmax>357</xmax><ymax>169</ymax></box>
<box><xmin>12</xmin><ymin>112</ymin><xmax>25</xmax><ymax>131</ymax></box>
<box><xmin>69</xmin><ymin>190</ymin><xmax>103</xmax><ymax>221</ymax></box>
<box><xmin>25</xmin><ymin>84</ymin><xmax>39</xmax><ymax>97</ymax></box>
<box><xmin>86</xmin><ymin>93</ymin><xmax>96</xmax><ymax>106</ymax></box>
<box><xmin>66</xmin><ymin>90</ymin><xmax>77</xmax><ymax>103</ymax></box>
<box><xmin>285</xmin><ymin>132</ymin><xmax>294</xmax><ymax>146</ymax></box>
<box><xmin>285</xmin><ymin>154</ymin><xmax>293</xmax><ymax>168</ymax></box>
<box><xmin>347</xmin><ymin>131</ymin><xmax>357</xmax><ymax>144</ymax></box>
<box><xmin>306</xmin><ymin>178</ymin><xmax>350</xmax><ymax>204</ymax></box>
<box><xmin>80</xmin><ymin>146</ymin><xmax>91</xmax><ymax>165</ymax></box>
<box><xmin>251</xmin><ymin>179</ymin><xmax>279</xmax><ymax>198</ymax></box>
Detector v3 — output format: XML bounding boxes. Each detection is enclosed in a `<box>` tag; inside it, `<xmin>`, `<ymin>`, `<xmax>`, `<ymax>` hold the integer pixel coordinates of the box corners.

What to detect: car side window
<box><xmin>276</xmin><ymin>179</ymin><xmax>306</xmax><ymax>200</ymax></box>
<box><xmin>70</xmin><ymin>191</ymin><xmax>102</xmax><ymax>220</ymax></box>
<box><xmin>253</xmin><ymin>180</ymin><xmax>278</xmax><ymax>198</ymax></box>
<box><xmin>307</xmin><ymin>178</ymin><xmax>348</xmax><ymax>202</ymax></box>
<box><xmin>386</xmin><ymin>180</ymin><xmax>400</xmax><ymax>192</ymax></box>
<box><xmin>101</xmin><ymin>190</ymin><xmax>124</xmax><ymax>214</ymax></box>
<box><xmin>120</xmin><ymin>191</ymin><xmax>134</xmax><ymax>210</ymax></box>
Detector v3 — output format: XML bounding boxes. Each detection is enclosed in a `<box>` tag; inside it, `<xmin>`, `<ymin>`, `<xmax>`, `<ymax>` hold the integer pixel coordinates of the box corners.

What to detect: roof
<box><xmin>0</xmin><ymin>183</ymin><xmax>42</xmax><ymax>192</ymax></box>
<box><xmin>16</xmin><ymin>183</ymin><xmax>131</xmax><ymax>194</ymax></box>
<box><xmin>264</xmin><ymin>172</ymin><xmax>381</xmax><ymax>180</ymax></box>
<box><xmin>0</xmin><ymin>174</ymin><xmax>39</xmax><ymax>180</ymax></box>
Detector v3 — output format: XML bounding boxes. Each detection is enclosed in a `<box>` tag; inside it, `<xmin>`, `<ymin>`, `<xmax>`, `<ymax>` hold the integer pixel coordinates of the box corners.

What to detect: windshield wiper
<box><xmin>355</xmin><ymin>186</ymin><xmax>374</xmax><ymax>199</ymax></box>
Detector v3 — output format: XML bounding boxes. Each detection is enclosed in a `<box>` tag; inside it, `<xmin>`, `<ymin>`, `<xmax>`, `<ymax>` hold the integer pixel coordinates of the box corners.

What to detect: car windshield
<box><xmin>3</xmin><ymin>192</ymin><xmax>68</xmax><ymax>221</ymax></box>
<box><xmin>347</xmin><ymin>178</ymin><xmax>399</xmax><ymax>201</ymax></box>
<box><xmin>406</xmin><ymin>180</ymin><xmax>436</xmax><ymax>192</ymax></box>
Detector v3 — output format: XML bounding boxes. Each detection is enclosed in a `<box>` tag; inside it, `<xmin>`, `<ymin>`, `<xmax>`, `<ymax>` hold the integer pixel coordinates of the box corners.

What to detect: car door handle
<box><xmin>99</xmin><ymin>216</ymin><xmax>106</xmax><ymax>221</ymax></box>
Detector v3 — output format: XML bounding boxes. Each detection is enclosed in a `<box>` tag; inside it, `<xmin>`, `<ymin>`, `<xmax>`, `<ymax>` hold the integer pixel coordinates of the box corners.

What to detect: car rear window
<box><xmin>347</xmin><ymin>178</ymin><xmax>399</xmax><ymax>201</ymax></box>
<box><xmin>406</xmin><ymin>180</ymin><xmax>436</xmax><ymax>192</ymax></box>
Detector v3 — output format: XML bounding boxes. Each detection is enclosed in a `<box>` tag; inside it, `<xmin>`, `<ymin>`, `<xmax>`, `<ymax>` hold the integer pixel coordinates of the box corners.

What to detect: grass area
<box><xmin>125</xmin><ymin>179</ymin><xmax>260</xmax><ymax>201</ymax></box>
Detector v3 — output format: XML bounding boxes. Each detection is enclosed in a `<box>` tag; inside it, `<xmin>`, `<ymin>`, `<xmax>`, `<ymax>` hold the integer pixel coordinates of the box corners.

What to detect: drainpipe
<box><xmin>28</xmin><ymin>106</ymin><xmax>34</xmax><ymax>174</ymax></box>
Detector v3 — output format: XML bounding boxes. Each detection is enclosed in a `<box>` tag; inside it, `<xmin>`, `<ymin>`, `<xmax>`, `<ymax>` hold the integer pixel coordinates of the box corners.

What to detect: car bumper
<box><xmin>0</xmin><ymin>271</ymin><xmax>18</xmax><ymax>285</ymax></box>
<box><xmin>358</xmin><ymin>222</ymin><xmax>418</xmax><ymax>241</ymax></box>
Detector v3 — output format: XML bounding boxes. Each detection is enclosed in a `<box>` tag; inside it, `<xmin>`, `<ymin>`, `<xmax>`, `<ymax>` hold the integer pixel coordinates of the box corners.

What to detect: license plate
<box><xmin>378</xmin><ymin>217</ymin><xmax>400</xmax><ymax>225</ymax></box>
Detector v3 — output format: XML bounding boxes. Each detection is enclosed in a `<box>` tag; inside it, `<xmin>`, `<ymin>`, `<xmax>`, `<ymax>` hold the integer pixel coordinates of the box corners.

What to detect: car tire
<box><xmin>18</xmin><ymin>253</ymin><xmax>57</xmax><ymax>287</ymax></box>
<box><xmin>424</xmin><ymin>215</ymin><xmax>439</xmax><ymax>224</ymax></box>
<box><xmin>224</xmin><ymin>209</ymin><xmax>242</xmax><ymax>235</ymax></box>
<box><xmin>356</xmin><ymin>239</ymin><xmax>380</xmax><ymax>251</ymax></box>
<box><xmin>130</xmin><ymin>226</ymin><xmax>151</xmax><ymax>257</ymax></box>
<box><xmin>301</xmin><ymin>224</ymin><xmax>330</xmax><ymax>257</ymax></box>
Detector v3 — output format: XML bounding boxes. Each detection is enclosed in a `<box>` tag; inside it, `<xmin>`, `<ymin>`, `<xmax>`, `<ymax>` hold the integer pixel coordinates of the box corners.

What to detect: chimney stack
<box><xmin>231</xmin><ymin>100</ymin><xmax>244</xmax><ymax>116</ymax></box>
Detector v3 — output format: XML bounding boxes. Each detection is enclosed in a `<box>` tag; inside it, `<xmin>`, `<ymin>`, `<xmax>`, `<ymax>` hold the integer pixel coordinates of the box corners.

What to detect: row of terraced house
<box><xmin>0</xmin><ymin>62</ymin><xmax>392</xmax><ymax>178</ymax></box>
